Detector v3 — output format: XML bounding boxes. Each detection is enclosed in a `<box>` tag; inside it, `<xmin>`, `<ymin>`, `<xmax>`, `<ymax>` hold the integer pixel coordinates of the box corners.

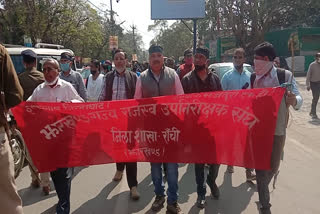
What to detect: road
<box><xmin>16</xmin><ymin>77</ymin><xmax>320</xmax><ymax>214</ymax></box>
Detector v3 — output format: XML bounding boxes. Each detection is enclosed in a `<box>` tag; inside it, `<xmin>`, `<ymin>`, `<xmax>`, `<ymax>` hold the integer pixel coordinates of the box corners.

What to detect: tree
<box><xmin>148</xmin><ymin>20</ymin><xmax>193</xmax><ymax>60</ymax></box>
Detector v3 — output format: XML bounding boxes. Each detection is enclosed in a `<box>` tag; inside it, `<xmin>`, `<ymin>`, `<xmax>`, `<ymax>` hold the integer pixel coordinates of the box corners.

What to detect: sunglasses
<box><xmin>233</xmin><ymin>56</ymin><xmax>243</xmax><ymax>59</ymax></box>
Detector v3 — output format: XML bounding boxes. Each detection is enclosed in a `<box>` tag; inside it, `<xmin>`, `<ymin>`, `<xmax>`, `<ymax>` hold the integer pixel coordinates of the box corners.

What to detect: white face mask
<box><xmin>45</xmin><ymin>76</ymin><xmax>59</xmax><ymax>86</ymax></box>
<box><xmin>254</xmin><ymin>59</ymin><xmax>274</xmax><ymax>77</ymax></box>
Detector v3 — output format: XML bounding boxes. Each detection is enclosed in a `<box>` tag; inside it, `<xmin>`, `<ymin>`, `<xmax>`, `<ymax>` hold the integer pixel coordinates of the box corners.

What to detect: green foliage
<box><xmin>0</xmin><ymin>0</ymin><xmax>144</xmax><ymax>61</ymax></box>
<box><xmin>148</xmin><ymin>20</ymin><xmax>193</xmax><ymax>60</ymax></box>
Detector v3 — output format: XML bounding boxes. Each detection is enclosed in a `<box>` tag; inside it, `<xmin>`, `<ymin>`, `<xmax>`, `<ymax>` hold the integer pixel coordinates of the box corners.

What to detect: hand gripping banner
<box><xmin>12</xmin><ymin>88</ymin><xmax>285</xmax><ymax>172</ymax></box>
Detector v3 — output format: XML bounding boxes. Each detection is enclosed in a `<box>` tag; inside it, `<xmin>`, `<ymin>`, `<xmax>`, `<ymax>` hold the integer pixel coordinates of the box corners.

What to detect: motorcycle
<box><xmin>7</xmin><ymin>113</ymin><xmax>26</xmax><ymax>178</ymax></box>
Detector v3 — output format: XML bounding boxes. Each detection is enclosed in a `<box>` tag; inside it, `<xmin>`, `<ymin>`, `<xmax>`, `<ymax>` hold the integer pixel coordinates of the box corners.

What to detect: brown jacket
<box><xmin>18</xmin><ymin>67</ymin><xmax>44</xmax><ymax>101</ymax></box>
<box><xmin>0</xmin><ymin>44</ymin><xmax>23</xmax><ymax>126</ymax></box>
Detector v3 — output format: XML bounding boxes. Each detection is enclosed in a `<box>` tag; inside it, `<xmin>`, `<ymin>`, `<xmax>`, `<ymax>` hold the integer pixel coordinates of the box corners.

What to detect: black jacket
<box><xmin>103</xmin><ymin>70</ymin><xmax>137</xmax><ymax>101</ymax></box>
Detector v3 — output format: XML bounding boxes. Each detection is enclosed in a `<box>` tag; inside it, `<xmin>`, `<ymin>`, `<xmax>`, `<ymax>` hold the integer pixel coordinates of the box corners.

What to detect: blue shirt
<box><xmin>221</xmin><ymin>67</ymin><xmax>251</xmax><ymax>90</ymax></box>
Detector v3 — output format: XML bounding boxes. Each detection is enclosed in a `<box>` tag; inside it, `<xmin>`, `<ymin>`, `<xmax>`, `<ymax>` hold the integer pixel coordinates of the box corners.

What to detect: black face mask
<box><xmin>194</xmin><ymin>64</ymin><xmax>206</xmax><ymax>72</ymax></box>
<box><xmin>91</xmin><ymin>70</ymin><xmax>97</xmax><ymax>75</ymax></box>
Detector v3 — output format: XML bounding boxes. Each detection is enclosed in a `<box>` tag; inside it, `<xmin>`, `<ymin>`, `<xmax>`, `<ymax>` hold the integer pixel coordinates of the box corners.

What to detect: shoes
<box><xmin>196</xmin><ymin>197</ymin><xmax>206</xmax><ymax>209</ymax></box>
<box><xmin>166</xmin><ymin>202</ymin><xmax>183</xmax><ymax>214</ymax></box>
<box><xmin>42</xmin><ymin>186</ymin><xmax>50</xmax><ymax>196</ymax></box>
<box><xmin>112</xmin><ymin>170</ymin><xmax>123</xmax><ymax>181</ymax></box>
<box><xmin>310</xmin><ymin>112</ymin><xmax>319</xmax><ymax>119</ymax></box>
<box><xmin>30</xmin><ymin>179</ymin><xmax>40</xmax><ymax>188</ymax></box>
<box><xmin>260</xmin><ymin>207</ymin><xmax>272</xmax><ymax>214</ymax></box>
<box><xmin>130</xmin><ymin>186</ymin><xmax>140</xmax><ymax>200</ymax></box>
<box><xmin>211</xmin><ymin>182</ymin><xmax>220</xmax><ymax>199</ymax></box>
<box><xmin>151</xmin><ymin>195</ymin><xmax>165</xmax><ymax>211</ymax></box>
<box><xmin>246</xmin><ymin>169</ymin><xmax>256</xmax><ymax>182</ymax></box>
<box><xmin>227</xmin><ymin>165</ymin><xmax>234</xmax><ymax>173</ymax></box>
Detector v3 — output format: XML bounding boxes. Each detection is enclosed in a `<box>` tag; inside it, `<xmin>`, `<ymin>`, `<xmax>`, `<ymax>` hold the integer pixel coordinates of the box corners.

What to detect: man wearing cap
<box><xmin>0</xmin><ymin>44</ymin><xmax>24</xmax><ymax>214</ymax></box>
<box><xmin>18</xmin><ymin>50</ymin><xmax>44</xmax><ymax>101</ymax></box>
<box><xmin>18</xmin><ymin>49</ymin><xmax>48</xmax><ymax>193</ymax></box>
<box><xmin>176</xmin><ymin>49</ymin><xmax>195</xmax><ymax>80</ymax></box>
<box><xmin>181</xmin><ymin>47</ymin><xmax>222</xmax><ymax>209</ymax></box>
<box><xmin>59</xmin><ymin>52</ymin><xmax>87</xmax><ymax>101</ymax></box>
<box><xmin>134</xmin><ymin>45</ymin><xmax>184</xmax><ymax>214</ymax></box>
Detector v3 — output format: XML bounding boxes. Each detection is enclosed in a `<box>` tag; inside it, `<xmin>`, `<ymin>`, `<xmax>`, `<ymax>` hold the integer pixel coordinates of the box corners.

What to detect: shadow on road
<box><xmin>182</xmin><ymin>171</ymin><xmax>256</xmax><ymax>214</ymax></box>
<box><xmin>308</xmin><ymin>118</ymin><xmax>320</xmax><ymax>126</ymax></box>
<box><xmin>178</xmin><ymin>164</ymin><xmax>194</xmax><ymax>204</ymax></box>
<box><xmin>18</xmin><ymin>185</ymin><xmax>57</xmax><ymax>206</ymax></box>
<box><xmin>73</xmin><ymin>173</ymin><xmax>154</xmax><ymax>214</ymax></box>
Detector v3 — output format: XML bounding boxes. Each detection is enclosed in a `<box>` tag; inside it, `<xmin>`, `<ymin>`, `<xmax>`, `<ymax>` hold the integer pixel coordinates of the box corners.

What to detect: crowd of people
<box><xmin>3</xmin><ymin>39</ymin><xmax>320</xmax><ymax>214</ymax></box>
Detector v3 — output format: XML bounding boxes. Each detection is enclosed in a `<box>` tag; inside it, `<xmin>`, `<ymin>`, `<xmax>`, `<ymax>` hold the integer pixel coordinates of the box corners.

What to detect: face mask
<box><xmin>317</xmin><ymin>58</ymin><xmax>320</xmax><ymax>63</ymax></box>
<box><xmin>195</xmin><ymin>64</ymin><xmax>206</xmax><ymax>72</ymax></box>
<box><xmin>45</xmin><ymin>76</ymin><xmax>59</xmax><ymax>86</ymax></box>
<box><xmin>254</xmin><ymin>59</ymin><xmax>274</xmax><ymax>77</ymax></box>
<box><xmin>60</xmin><ymin>63</ymin><xmax>70</xmax><ymax>72</ymax></box>
<box><xmin>90</xmin><ymin>70</ymin><xmax>97</xmax><ymax>75</ymax></box>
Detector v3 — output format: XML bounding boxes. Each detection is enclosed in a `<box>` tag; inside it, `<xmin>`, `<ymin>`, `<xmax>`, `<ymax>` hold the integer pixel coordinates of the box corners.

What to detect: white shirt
<box><xmin>87</xmin><ymin>74</ymin><xmax>104</xmax><ymax>102</ymax></box>
<box><xmin>27</xmin><ymin>78</ymin><xmax>84</xmax><ymax>103</ymax></box>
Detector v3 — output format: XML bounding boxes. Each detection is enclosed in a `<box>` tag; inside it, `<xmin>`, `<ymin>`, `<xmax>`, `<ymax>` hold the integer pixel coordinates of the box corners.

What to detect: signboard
<box><xmin>109</xmin><ymin>36</ymin><xmax>118</xmax><ymax>50</ymax></box>
<box><xmin>132</xmin><ymin>54</ymin><xmax>138</xmax><ymax>61</ymax></box>
<box><xmin>151</xmin><ymin>0</ymin><xmax>205</xmax><ymax>20</ymax></box>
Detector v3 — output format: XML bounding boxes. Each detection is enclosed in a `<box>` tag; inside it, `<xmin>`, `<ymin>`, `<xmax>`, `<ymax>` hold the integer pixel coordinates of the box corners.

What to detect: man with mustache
<box><xmin>86</xmin><ymin>59</ymin><xmax>104</xmax><ymax>102</ymax></box>
<box><xmin>134</xmin><ymin>45</ymin><xmax>184</xmax><ymax>214</ymax></box>
<box><xmin>28</xmin><ymin>58</ymin><xmax>84</xmax><ymax>214</ymax></box>
<box><xmin>176</xmin><ymin>49</ymin><xmax>194</xmax><ymax>80</ymax></box>
<box><xmin>99</xmin><ymin>49</ymin><xmax>140</xmax><ymax>200</ymax></box>
<box><xmin>181</xmin><ymin>47</ymin><xmax>222</xmax><ymax>209</ymax></box>
<box><xmin>221</xmin><ymin>48</ymin><xmax>256</xmax><ymax>181</ymax></box>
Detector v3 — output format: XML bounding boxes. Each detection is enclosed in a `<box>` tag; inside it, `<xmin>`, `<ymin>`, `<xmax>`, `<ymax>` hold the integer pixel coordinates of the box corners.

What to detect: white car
<box><xmin>209</xmin><ymin>62</ymin><xmax>253</xmax><ymax>80</ymax></box>
<box><xmin>6</xmin><ymin>43</ymin><xmax>77</xmax><ymax>74</ymax></box>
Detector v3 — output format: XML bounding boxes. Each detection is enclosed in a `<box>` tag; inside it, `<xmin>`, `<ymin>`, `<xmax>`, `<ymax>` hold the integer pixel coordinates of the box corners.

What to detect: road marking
<box><xmin>288</xmin><ymin>137</ymin><xmax>320</xmax><ymax>160</ymax></box>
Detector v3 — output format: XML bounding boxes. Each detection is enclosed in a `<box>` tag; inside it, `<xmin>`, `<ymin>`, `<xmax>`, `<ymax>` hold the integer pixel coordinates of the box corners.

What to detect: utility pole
<box><xmin>131</xmin><ymin>24</ymin><xmax>137</xmax><ymax>54</ymax></box>
<box><xmin>110</xmin><ymin>0</ymin><xmax>114</xmax><ymax>34</ymax></box>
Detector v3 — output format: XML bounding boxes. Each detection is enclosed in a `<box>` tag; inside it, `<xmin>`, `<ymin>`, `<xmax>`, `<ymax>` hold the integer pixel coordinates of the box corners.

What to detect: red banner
<box><xmin>12</xmin><ymin>88</ymin><xmax>285</xmax><ymax>172</ymax></box>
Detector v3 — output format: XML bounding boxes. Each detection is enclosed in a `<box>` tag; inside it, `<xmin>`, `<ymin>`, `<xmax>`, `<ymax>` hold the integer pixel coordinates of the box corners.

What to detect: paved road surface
<box><xmin>16</xmin><ymin>77</ymin><xmax>320</xmax><ymax>214</ymax></box>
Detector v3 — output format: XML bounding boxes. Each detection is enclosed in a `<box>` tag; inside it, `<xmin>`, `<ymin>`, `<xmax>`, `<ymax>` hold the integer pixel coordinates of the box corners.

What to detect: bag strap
<box><xmin>276</xmin><ymin>68</ymin><xmax>286</xmax><ymax>85</ymax></box>
<box><xmin>250</xmin><ymin>73</ymin><xmax>256</xmax><ymax>88</ymax></box>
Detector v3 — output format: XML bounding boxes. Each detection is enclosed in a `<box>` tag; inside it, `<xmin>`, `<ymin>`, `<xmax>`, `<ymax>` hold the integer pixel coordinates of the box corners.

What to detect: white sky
<box><xmin>91</xmin><ymin>0</ymin><xmax>174</xmax><ymax>49</ymax></box>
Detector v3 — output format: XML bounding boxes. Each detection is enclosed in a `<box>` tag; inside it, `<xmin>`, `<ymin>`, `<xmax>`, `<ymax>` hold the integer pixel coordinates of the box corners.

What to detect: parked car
<box><xmin>5</xmin><ymin>43</ymin><xmax>77</xmax><ymax>74</ymax></box>
<box><xmin>209</xmin><ymin>62</ymin><xmax>254</xmax><ymax>80</ymax></box>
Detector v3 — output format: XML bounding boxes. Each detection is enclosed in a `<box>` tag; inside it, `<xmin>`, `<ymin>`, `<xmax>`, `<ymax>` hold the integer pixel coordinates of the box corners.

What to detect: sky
<box><xmin>91</xmin><ymin>0</ymin><xmax>171</xmax><ymax>50</ymax></box>
<box><xmin>1</xmin><ymin>0</ymin><xmax>173</xmax><ymax>49</ymax></box>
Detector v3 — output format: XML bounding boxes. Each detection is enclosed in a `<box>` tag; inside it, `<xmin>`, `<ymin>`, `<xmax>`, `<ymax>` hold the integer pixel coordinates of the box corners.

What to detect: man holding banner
<box><xmin>252</xmin><ymin>42</ymin><xmax>303</xmax><ymax>214</ymax></box>
<box><xmin>28</xmin><ymin>58</ymin><xmax>84</xmax><ymax>214</ymax></box>
<box><xmin>134</xmin><ymin>44</ymin><xmax>184</xmax><ymax>214</ymax></box>
<box><xmin>99</xmin><ymin>49</ymin><xmax>140</xmax><ymax>200</ymax></box>
<box><xmin>181</xmin><ymin>47</ymin><xmax>222</xmax><ymax>209</ymax></box>
<box><xmin>221</xmin><ymin>48</ymin><xmax>256</xmax><ymax>181</ymax></box>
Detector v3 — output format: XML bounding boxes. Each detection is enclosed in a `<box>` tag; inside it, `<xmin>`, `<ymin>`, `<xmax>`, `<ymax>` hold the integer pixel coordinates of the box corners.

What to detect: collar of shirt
<box><xmin>42</xmin><ymin>78</ymin><xmax>63</xmax><ymax>89</ymax></box>
<box><xmin>61</xmin><ymin>69</ymin><xmax>74</xmax><ymax>77</ymax></box>
<box><xmin>115</xmin><ymin>69</ymin><xmax>126</xmax><ymax>77</ymax></box>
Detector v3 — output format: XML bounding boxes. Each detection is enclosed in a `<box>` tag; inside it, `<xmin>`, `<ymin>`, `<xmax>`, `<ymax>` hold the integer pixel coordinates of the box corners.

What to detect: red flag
<box><xmin>12</xmin><ymin>88</ymin><xmax>285</xmax><ymax>172</ymax></box>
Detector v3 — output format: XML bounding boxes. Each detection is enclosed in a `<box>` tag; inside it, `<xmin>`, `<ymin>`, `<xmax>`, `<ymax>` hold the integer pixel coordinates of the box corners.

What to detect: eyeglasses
<box><xmin>43</xmin><ymin>67</ymin><xmax>57</xmax><ymax>72</ymax></box>
<box><xmin>233</xmin><ymin>56</ymin><xmax>243</xmax><ymax>59</ymax></box>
